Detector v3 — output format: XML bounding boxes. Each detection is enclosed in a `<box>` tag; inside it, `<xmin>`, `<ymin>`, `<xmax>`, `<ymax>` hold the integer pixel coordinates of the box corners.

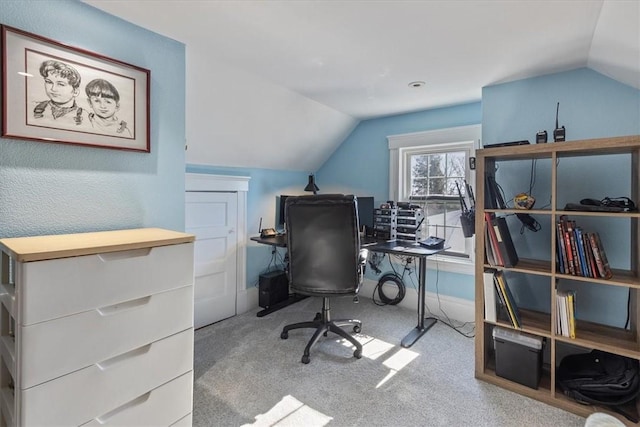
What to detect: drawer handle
<box><xmin>95</xmin><ymin>391</ymin><xmax>151</xmax><ymax>424</ymax></box>
<box><xmin>97</xmin><ymin>248</ymin><xmax>152</xmax><ymax>262</ymax></box>
<box><xmin>96</xmin><ymin>343</ymin><xmax>152</xmax><ymax>371</ymax></box>
<box><xmin>97</xmin><ymin>296</ymin><xmax>151</xmax><ymax>316</ymax></box>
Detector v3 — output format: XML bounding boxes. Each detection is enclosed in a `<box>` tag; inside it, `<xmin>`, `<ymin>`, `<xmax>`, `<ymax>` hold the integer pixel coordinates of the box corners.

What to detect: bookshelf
<box><xmin>475</xmin><ymin>135</ymin><xmax>640</xmax><ymax>423</ymax></box>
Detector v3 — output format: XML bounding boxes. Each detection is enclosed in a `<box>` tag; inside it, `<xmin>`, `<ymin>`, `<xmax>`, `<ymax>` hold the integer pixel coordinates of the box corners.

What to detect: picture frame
<box><xmin>1</xmin><ymin>25</ymin><xmax>150</xmax><ymax>152</ymax></box>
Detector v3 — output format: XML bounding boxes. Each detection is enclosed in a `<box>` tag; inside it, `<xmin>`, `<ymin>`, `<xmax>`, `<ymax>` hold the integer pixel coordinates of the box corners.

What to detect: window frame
<box><xmin>388</xmin><ymin>125</ymin><xmax>480</xmax><ymax>275</ymax></box>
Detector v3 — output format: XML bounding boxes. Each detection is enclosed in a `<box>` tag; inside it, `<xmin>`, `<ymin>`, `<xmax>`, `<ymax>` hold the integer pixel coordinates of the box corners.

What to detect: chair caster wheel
<box><xmin>354</xmin><ymin>349</ymin><xmax>362</xmax><ymax>359</ymax></box>
<box><xmin>353</xmin><ymin>325</ymin><xmax>361</xmax><ymax>333</ymax></box>
<box><xmin>301</xmin><ymin>355</ymin><xmax>310</xmax><ymax>364</ymax></box>
<box><xmin>281</xmin><ymin>331</ymin><xmax>288</xmax><ymax>339</ymax></box>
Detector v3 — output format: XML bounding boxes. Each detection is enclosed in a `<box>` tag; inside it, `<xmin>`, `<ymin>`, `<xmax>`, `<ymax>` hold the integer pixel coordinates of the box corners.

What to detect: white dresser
<box><xmin>0</xmin><ymin>228</ymin><xmax>195</xmax><ymax>426</ymax></box>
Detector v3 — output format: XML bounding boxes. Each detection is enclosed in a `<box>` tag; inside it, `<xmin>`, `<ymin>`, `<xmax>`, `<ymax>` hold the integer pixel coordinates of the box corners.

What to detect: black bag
<box><xmin>557</xmin><ymin>350</ymin><xmax>640</xmax><ymax>422</ymax></box>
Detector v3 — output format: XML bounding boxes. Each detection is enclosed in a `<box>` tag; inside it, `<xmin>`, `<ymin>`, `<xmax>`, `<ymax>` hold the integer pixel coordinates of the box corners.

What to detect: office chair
<box><xmin>280</xmin><ymin>194</ymin><xmax>368</xmax><ymax>364</ymax></box>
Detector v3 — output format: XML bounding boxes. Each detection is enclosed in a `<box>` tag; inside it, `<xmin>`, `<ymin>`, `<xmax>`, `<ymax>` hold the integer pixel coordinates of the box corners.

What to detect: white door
<box><xmin>186</xmin><ymin>191</ymin><xmax>238</xmax><ymax>328</ymax></box>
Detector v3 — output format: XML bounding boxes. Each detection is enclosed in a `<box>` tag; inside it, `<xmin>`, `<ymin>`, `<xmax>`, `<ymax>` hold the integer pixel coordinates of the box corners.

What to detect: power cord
<box><xmin>404</xmin><ymin>256</ymin><xmax>475</xmax><ymax>338</ymax></box>
<box><xmin>372</xmin><ymin>254</ymin><xmax>412</xmax><ymax>306</ymax></box>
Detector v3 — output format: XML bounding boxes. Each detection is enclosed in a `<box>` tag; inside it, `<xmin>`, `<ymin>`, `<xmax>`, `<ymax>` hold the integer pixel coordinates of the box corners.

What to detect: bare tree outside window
<box><xmin>409</xmin><ymin>150</ymin><xmax>468</xmax><ymax>255</ymax></box>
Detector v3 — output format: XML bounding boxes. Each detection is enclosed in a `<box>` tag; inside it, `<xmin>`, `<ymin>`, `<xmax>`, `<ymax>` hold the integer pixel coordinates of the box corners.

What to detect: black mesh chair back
<box><xmin>286</xmin><ymin>195</ymin><xmax>361</xmax><ymax>296</ymax></box>
<box><xmin>281</xmin><ymin>194</ymin><xmax>367</xmax><ymax>364</ymax></box>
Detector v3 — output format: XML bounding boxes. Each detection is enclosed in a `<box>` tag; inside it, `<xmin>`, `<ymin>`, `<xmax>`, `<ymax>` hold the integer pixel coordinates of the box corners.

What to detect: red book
<box><xmin>485</xmin><ymin>212</ymin><xmax>504</xmax><ymax>266</ymax></box>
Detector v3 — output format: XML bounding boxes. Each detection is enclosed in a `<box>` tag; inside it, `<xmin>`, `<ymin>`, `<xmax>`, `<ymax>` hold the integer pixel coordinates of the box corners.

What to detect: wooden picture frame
<box><xmin>1</xmin><ymin>25</ymin><xmax>150</xmax><ymax>152</ymax></box>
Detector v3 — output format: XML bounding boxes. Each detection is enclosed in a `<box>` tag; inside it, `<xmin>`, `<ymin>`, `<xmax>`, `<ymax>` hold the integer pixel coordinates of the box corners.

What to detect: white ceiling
<box><xmin>84</xmin><ymin>0</ymin><xmax>640</xmax><ymax>171</ymax></box>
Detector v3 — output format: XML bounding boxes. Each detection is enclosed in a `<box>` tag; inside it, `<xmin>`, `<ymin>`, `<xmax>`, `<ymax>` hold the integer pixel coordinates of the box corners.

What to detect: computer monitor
<box><xmin>356</xmin><ymin>196</ymin><xmax>374</xmax><ymax>235</ymax></box>
<box><xmin>277</xmin><ymin>195</ymin><xmax>290</xmax><ymax>230</ymax></box>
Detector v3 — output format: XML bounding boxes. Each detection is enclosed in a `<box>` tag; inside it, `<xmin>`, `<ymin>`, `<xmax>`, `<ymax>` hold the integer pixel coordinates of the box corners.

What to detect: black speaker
<box><xmin>259</xmin><ymin>270</ymin><xmax>289</xmax><ymax>308</ymax></box>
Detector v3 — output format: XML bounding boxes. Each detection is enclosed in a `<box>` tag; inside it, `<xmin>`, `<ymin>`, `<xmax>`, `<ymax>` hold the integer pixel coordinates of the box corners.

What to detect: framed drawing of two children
<box><xmin>1</xmin><ymin>25</ymin><xmax>150</xmax><ymax>152</ymax></box>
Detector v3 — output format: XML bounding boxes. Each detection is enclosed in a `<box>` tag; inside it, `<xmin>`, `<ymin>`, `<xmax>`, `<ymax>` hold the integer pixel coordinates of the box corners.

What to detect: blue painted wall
<box><xmin>0</xmin><ymin>0</ymin><xmax>186</xmax><ymax>237</ymax></box>
<box><xmin>317</xmin><ymin>102</ymin><xmax>482</xmax><ymax>300</ymax></box>
<box><xmin>317</xmin><ymin>103</ymin><xmax>482</xmax><ymax>204</ymax></box>
<box><xmin>483</xmin><ymin>68</ymin><xmax>640</xmax><ymax>327</ymax></box>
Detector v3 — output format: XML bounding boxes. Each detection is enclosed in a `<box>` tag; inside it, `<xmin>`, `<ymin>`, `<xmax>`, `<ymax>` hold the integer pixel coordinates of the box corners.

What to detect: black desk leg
<box><xmin>401</xmin><ymin>256</ymin><xmax>437</xmax><ymax>348</ymax></box>
<box><xmin>256</xmin><ymin>294</ymin><xmax>307</xmax><ymax>317</ymax></box>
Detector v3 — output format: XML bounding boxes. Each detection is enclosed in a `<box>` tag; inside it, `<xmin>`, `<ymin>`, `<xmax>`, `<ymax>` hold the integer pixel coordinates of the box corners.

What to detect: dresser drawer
<box><xmin>21</xmin><ymin>329</ymin><xmax>193</xmax><ymax>426</ymax></box>
<box><xmin>78</xmin><ymin>371</ymin><xmax>193</xmax><ymax>427</ymax></box>
<box><xmin>171</xmin><ymin>413</ymin><xmax>192</xmax><ymax>427</ymax></box>
<box><xmin>19</xmin><ymin>285</ymin><xmax>193</xmax><ymax>389</ymax></box>
<box><xmin>17</xmin><ymin>242</ymin><xmax>194</xmax><ymax>325</ymax></box>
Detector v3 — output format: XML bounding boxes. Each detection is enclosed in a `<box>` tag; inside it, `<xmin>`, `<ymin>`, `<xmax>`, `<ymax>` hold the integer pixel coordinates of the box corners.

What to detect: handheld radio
<box><xmin>553</xmin><ymin>102</ymin><xmax>565</xmax><ymax>142</ymax></box>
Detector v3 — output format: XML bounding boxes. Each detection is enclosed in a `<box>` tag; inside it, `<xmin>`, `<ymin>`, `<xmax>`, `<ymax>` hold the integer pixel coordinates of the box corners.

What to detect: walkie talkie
<box><xmin>553</xmin><ymin>102</ymin><xmax>565</xmax><ymax>142</ymax></box>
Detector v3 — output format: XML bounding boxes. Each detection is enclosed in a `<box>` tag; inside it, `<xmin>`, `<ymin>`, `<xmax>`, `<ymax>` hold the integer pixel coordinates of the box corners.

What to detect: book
<box><xmin>559</xmin><ymin>216</ymin><xmax>576</xmax><ymax>275</ymax></box>
<box><xmin>483</xmin><ymin>270</ymin><xmax>497</xmax><ymax>322</ymax></box>
<box><xmin>485</xmin><ymin>226</ymin><xmax>496</xmax><ymax>266</ymax></box>
<box><xmin>556</xmin><ymin>221</ymin><xmax>567</xmax><ymax>274</ymax></box>
<box><xmin>493</xmin><ymin>275</ymin><xmax>510</xmax><ymax>323</ymax></box>
<box><xmin>485</xmin><ymin>212</ymin><xmax>505</xmax><ymax>266</ymax></box>
<box><xmin>567</xmin><ymin>220</ymin><xmax>583</xmax><ymax>276</ymax></box>
<box><xmin>583</xmin><ymin>232</ymin><xmax>598</xmax><ymax>278</ymax></box>
<box><xmin>575</xmin><ymin>227</ymin><xmax>589</xmax><ymax>277</ymax></box>
<box><xmin>495</xmin><ymin>271</ymin><xmax>521</xmax><ymax>328</ymax></box>
<box><xmin>556</xmin><ymin>292</ymin><xmax>569</xmax><ymax>337</ymax></box>
<box><xmin>592</xmin><ymin>232</ymin><xmax>613</xmax><ymax>279</ymax></box>
<box><xmin>492</xmin><ymin>216</ymin><xmax>519</xmax><ymax>267</ymax></box>
<box><xmin>567</xmin><ymin>291</ymin><xmax>576</xmax><ymax>339</ymax></box>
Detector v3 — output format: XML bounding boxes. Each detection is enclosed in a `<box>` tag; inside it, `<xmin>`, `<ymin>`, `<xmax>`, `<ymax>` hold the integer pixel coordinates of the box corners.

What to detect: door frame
<box><xmin>185</xmin><ymin>173</ymin><xmax>251</xmax><ymax>314</ymax></box>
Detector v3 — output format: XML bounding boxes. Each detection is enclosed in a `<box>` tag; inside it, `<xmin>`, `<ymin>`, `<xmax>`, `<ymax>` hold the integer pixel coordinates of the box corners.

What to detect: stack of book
<box><xmin>556</xmin><ymin>215</ymin><xmax>612</xmax><ymax>279</ymax></box>
<box><xmin>556</xmin><ymin>290</ymin><xmax>576</xmax><ymax>338</ymax></box>
<box><xmin>483</xmin><ymin>269</ymin><xmax>521</xmax><ymax>329</ymax></box>
<box><xmin>484</xmin><ymin>213</ymin><xmax>519</xmax><ymax>268</ymax></box>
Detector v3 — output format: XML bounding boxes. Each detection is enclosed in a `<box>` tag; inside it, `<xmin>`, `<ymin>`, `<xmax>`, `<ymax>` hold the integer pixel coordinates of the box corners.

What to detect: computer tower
<box><xmin>259</xmin><ymin>270</ymin><xmax>289</xmax><ymax>308</ymax></box>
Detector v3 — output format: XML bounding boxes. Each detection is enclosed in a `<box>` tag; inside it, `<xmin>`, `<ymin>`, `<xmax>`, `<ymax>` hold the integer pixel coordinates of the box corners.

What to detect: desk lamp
<box><xmin>304</xmin><ymin>174</ymin><xmax>319</xmax><ymax>195</ymax></box>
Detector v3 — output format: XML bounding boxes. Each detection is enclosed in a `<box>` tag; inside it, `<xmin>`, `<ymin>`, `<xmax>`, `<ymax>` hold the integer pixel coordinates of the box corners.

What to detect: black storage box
<box><xmin>492</xmin><ymin>327</ymin><xmax>544</xmax><ymax>389</ymax></box>
<box><xmin>259</xmin><ymin>270</ymin><xmax>289</xmax><ymax>308</ymax></box>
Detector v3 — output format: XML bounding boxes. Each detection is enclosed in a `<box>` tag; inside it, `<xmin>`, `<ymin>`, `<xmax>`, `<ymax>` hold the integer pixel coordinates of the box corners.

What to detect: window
<box><xmin>388</xmin><ymin>125</ymin><xmax>480</xmax><ymax>271</ymax></box>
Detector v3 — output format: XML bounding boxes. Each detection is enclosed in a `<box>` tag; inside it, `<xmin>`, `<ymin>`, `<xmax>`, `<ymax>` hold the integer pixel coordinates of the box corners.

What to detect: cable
<box><xmin>372</xmin><ymin>254</ymin><xmax>412</xmax><ymax>306</ymax></box>
<box><xmin>373</xmin><ymin>273</ymin><xmax>406</xmax><ymax>305</ymax></box>
<box><xmin>404</xmin><ymin>256</ymin><xmax>475</xmax><ymax>338</ymax></box>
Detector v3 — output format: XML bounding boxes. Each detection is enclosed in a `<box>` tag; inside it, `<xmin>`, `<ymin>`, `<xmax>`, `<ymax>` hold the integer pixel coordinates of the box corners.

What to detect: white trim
<box><xmin>387</xmin><ymin>124</ymin><xmax>482</xmax><ymax>149</ymax></box>
<box><xmin>387</xmin><ymin>124</ymin><xmax>481</xmax><ymax>201</ymax></box>
<box><xmin>185</xmin><ymin>173</ymin><xmax>250</xmax><ymax>192</ymax></box>
<box><xmin>185</xmin><ymin>173</ymin><xmax>252</xmax><ymax>316</ymax></box>
<box><xmin>427</xmin><ymin>255</ymin><xmax>475</xmax><ymax>275</ymax></box>
<box><xmin>387</xmin><ymin>124</ymin><xmax>480</xmax><ymax>269</ymax></box>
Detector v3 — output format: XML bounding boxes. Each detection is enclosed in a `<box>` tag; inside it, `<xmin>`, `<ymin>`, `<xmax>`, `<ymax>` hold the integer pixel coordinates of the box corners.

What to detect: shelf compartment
<box><xmin>487</xmin><ymin>309</ymin><xmax>551</xmax><ymax>337</ymax></box>
<box><xmin>484</xmin><ymin>258</ymin><xmax>552</xmax><ymax>276</ymax></box>
<box><xmin>477</xmin><ymin>367</ymin><xmax>552</xmax><ymax>396</ymax></box>
<box><xmin>556</xmin><ymin>319</ymin><xmax>640</xmax><ymax>358</ymax></box>
<box><xmin>0</xmin><ymin>336</ymin><xmax>15</xmax><ymax>381</ymax></box>
<box><xmin>0</xmin><ymin>283</ymin><xmax>15</xmax><ymax>319</ymax></box>
<box><xmin>0</xmin><ymin>386</ymin><xmax>14</xmax><ymax>427</ymax></box>
<box><xmin>555</xmin><ymin>268</ymin><xmax>639</xmax><ymax>289</ymax></box>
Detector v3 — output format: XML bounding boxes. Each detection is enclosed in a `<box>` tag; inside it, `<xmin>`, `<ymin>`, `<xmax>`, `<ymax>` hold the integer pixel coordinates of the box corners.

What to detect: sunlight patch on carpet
<box><xmin>376</xmin><ymin>347</ymin><xmax>419</xmax><ymax>388</ymax></box>
<box><xmin>242</xmin><ymin>395</ymin><xmax>332</xmax><ymax>427</ymax></box>
<box><xmin>340</xmin><ymin>334</ymin><xmax>395</xmax><ymax>360</ymax></box>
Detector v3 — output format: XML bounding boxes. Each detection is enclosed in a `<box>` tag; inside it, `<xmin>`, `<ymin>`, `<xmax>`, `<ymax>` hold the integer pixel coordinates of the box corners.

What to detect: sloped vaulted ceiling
<box><xmin>85</xmin><ymin>0</ymin><xmax>639</xmax><ymax>172</ymax></box>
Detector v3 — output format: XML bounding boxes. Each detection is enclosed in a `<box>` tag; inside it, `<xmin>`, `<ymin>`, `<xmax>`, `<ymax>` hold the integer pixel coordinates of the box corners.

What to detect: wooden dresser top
<box><xmin>0</xmin><ymin>228</ymin><xmax>195</xmax><ymax>262</ymax></box>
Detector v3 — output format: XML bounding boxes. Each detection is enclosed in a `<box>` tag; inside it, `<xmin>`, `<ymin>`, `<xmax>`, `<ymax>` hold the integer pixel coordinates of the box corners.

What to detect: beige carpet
<box><xmin>193</xmin><ymin>295</ymin><xmax>585</xmax><ymax>427</ymax></box>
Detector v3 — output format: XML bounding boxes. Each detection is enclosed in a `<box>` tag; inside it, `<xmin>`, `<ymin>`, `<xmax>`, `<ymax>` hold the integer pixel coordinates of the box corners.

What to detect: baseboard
<box><xmin>238</xmin><ymin>278</ymin><xmax>474</xmax><ymax>324</ymax></box>
<box><xmin>237</xmin><ymin>286</ymin><xmax>259</xmax><ymax>315</ymax></box>
<box><xmin>360</xmin><ymin>277</ymin><xmax>475</xmax><ymax>323</ymax></box>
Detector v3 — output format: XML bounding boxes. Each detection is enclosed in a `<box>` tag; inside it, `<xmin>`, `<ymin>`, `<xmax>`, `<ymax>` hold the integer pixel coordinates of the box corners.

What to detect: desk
<box><xmin>364</xmin><ymin>240</ymin><xmax>444</xmax><ymax>348</ymax></box>
<box><xmin>251</xmin><ymin>235</ymin><xmax>444</xmax><ymax>348</ymax></box>
<box><xmin>250</xmin><ymin>235</ymin><xmax>307</xmax><ymax>317</ymax></box>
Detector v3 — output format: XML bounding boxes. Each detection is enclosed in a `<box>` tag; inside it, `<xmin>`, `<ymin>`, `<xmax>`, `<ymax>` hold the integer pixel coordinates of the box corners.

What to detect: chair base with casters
<box><xmin>280</xmin><ymin>297</ymin><xmax>362</xmax><ymax>364</ymax></box>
